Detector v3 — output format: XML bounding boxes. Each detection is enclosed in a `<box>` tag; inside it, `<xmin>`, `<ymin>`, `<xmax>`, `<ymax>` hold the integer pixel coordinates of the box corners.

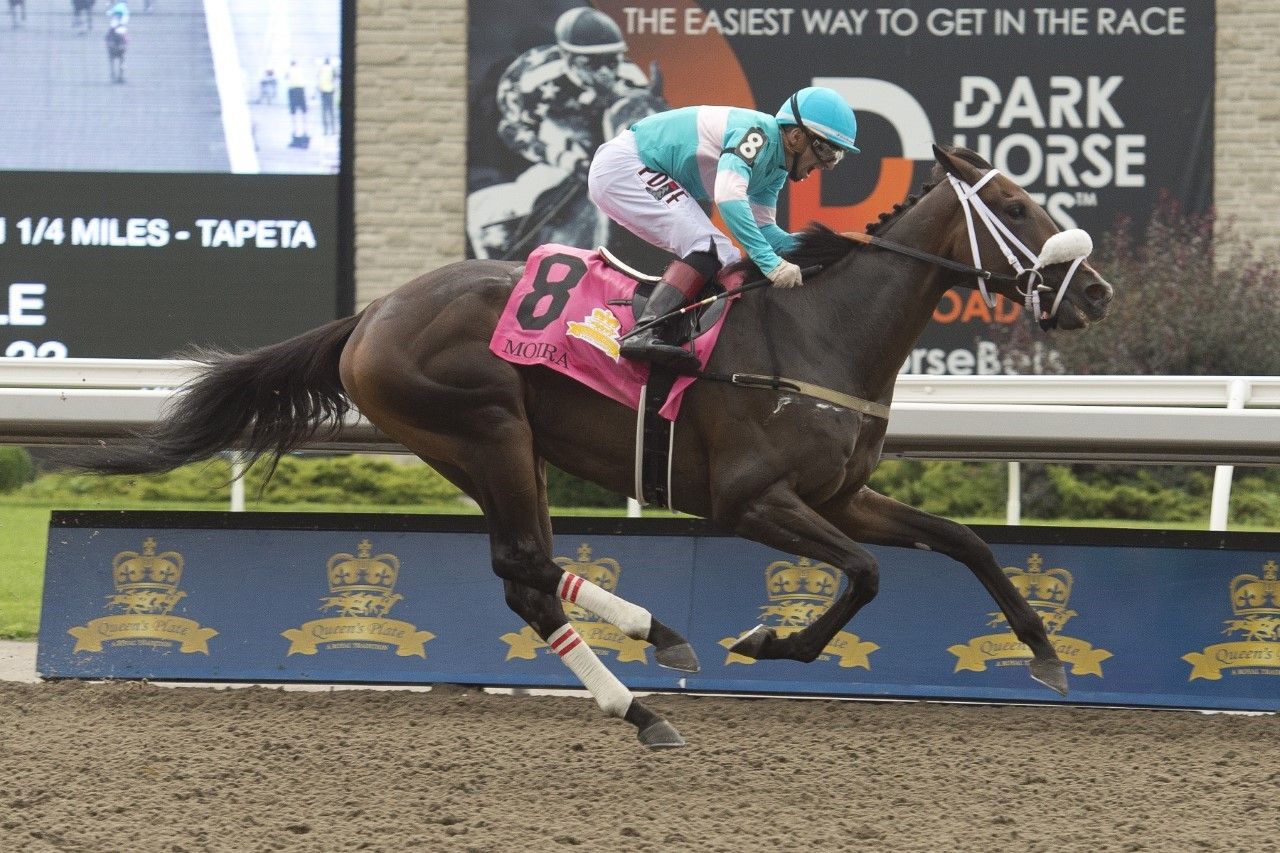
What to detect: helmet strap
<box><xmin>789</xmin><ymin>94</ymin><xmax>809</xmax><ymax>134</ymax></box>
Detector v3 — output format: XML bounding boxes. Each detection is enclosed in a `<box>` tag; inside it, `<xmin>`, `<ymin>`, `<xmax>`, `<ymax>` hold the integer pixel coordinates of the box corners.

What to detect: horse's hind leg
<box><xmin>479</xmin><ymin>436</ymin><xmax>686</xmax><ymax>748</ymax></box>
<box><xmin>833</xmin><ymin>487</ymin><xmax>1067</xmax><ymax>695</ymax></box>
<box><xmin>501</xmin><ymin>579</ymin><xmax>682</xmax><ymax>748</ymax></box>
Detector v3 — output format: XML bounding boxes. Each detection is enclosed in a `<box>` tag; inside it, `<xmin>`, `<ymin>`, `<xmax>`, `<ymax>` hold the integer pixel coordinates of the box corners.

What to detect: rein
<box><xmin>839</xmin><ymin>230</ymin><xmax>1020</xmax><ymax>283</ymax></box>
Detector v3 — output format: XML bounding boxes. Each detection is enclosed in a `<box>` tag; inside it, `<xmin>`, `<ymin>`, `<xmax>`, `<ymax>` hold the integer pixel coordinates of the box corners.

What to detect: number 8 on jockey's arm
<box><xmin>587</xmin><ymin>86</ymin><xmax>860</xmax><ymax>370</ymax></box>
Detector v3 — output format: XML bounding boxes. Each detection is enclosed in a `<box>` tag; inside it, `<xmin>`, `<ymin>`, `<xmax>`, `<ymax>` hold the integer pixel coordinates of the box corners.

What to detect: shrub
<box><xmin>0</xmin><ymin>447</ymin><xmax>36</xmax><ymax>493</ymax></box>
<box><xmin>869</xmin><ymin>460</ymin><xmax>1007</xmax><ymax>518</ymax></box>
<box><xmin>993</xmin><ymin>195</ymin><xmax>1280</xmax><ymax>376</ymax></box>
<box><xmin>545</xmin><ymin>466</ymin><xmax>624</xmax><ymax>508</ymax></box>
<box><xmin>14</xmin><ymin>454</ymin><xmax>466</xmax><ymax>506</ymax></box>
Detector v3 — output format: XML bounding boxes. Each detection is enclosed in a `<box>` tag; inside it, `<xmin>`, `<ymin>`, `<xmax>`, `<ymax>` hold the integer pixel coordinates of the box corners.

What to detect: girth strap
<box><xmin>698</xmin><ymin>371</ymin><xmax>891</xmax><ymax>420</ymax></box>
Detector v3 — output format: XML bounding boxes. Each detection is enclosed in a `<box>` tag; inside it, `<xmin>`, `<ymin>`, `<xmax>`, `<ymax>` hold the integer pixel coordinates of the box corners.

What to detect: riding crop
<box><xmin>618</xmin><ymin>264</ymin><xmax>823</xmax><ymax>341</ymax></box>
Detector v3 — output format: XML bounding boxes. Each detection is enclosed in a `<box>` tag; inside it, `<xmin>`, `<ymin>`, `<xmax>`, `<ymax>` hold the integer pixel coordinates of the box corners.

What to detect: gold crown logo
<box><xmin>322</xmin><ymin>540</ymin><xmax>403</xmax><ymax>617</ymax></box>
<box><xmin>759</xmin><ymin>557</ymin><xmax>841</xmax><ymax>627</ymax></box>
<box><xmin>108</xmin><ymin>537</ymin><xmax>186</xmax><ymax>614</ymax></box>
<box><xmin>765</xmin><ymin>556</ymin><xmax>840</xmax><ymax>603</ymax></box>
<box><xmin>1230</xmin><ymin>560</ymin><xmax>1280</xmax><ymax>617</ymax></box>
<box><xmin>1222</xmin><ymin>559</ymin><xmax>1280</xmax><ymax>642</ymax></box>
<box><xmin>555</xmin><ymin>544</ymin><xmax>621</xmax><ymax>621</ymax></box>
<box><xmin>996</xmin><ymin>553</ymin><xmax>1077</xmax><ymax>634</ymax></box>
<box><xmin>566</xmin><ymin>308</ymin><xmax>623</xmax><ymax>359</ymax></box>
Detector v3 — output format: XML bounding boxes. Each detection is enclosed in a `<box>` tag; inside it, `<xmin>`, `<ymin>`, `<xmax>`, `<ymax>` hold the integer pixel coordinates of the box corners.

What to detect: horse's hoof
<box><xmin>637</xmin><ymin>719</ymin><xmax>685</xmax><ymax>749</ymax></box>
<box><xmin>1029</xmin><ymin>657</ymin><xmax>1069</xmax><ymax>696</ymax></box>
<box><xmin>655</xmin><ymin>642</ymin><xmax>700</xmax><ymax>673</ymax></box>
<box><xmin>728</xmin><ymin>624</ymin><xmax>773</xmax><ymax>660</ymax></box>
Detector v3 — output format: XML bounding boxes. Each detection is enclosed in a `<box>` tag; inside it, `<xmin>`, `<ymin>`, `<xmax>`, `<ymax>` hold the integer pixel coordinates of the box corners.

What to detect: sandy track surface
<box><xmin>1</xmin><ymin>681</ymin><xmax>1276</xmax><ymax>852</ymax></box>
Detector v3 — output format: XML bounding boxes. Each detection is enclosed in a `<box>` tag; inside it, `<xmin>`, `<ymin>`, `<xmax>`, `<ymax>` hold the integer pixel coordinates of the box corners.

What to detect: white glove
<box><xmin>766</xmin><ymin>259</ymin><xmax>804</xmax><ymax>289</ymax></box>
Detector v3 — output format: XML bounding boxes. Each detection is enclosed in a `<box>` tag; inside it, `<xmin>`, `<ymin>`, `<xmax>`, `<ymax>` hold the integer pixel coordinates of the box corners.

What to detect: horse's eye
<box><xmin>1006</xmin><ymin>202</ymin><xmax>1026</xmax><ymax>218</ymax></box>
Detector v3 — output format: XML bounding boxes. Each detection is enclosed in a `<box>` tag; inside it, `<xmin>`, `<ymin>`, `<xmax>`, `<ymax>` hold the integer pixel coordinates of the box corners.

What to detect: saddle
<box><xmin>490</xmin><ymin>243</ymin><xmax>743</xmax><ymax>510</ymax></box>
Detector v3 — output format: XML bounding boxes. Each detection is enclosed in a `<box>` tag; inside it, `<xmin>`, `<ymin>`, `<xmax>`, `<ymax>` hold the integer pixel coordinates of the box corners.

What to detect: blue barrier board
<box><xmin>37</xmin><ymin>512</ymin><xmax>1280</xmax><ymax>711</ymax></box>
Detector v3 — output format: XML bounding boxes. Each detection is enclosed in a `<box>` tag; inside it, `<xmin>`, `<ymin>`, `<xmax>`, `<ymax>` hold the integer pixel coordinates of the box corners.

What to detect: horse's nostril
<box><xmin>1085</xmin><ymin>282</ymin><xmax>1111</xmax><ymax>304</ymax></box>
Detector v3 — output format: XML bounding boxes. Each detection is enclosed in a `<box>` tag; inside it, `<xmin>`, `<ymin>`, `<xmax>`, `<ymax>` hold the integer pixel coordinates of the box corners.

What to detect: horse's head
<box><xmin>602</xmin><ymin>63</ymin><xmax>669</xmax><ymax>140</ymax></box>
<box><xmin>932</xmin><ymin>144</ymin><xmax>1113</xmax><ymax>331</ymax></box>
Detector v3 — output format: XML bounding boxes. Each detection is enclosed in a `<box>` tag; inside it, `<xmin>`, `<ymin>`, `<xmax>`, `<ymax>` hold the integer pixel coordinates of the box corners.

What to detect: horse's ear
<box><xmin>648</xmin><ymin>61</ymin><xmax>664</xmax><ymax>98</ymax></box>
<box><xmin>932</xmin><ymin>143</ymin><xmax>984</xmax><ymax>185</ymax></box>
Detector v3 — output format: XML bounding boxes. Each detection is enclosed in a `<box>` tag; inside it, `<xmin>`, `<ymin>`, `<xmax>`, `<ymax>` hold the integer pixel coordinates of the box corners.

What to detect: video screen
<box><xmin>0</xmin><ymin>0</ymin><xmax>351</xmax><ymax>359</ymax></box>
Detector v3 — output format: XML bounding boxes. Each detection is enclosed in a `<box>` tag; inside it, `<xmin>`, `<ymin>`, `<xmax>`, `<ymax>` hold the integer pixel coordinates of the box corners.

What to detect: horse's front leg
<box><xmin>829</xmin><ymin>486</ymin><xmax>1067</xmax><ymax>696</ymax></box>
<box><xmin>719</xmin><ymin>482</ymin><xmax>882</xmax><ymax>665</ymax></box>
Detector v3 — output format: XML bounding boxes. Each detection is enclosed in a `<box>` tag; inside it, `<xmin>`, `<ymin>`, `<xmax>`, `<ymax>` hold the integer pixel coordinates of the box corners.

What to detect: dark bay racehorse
<box><xmin>82</xmin><ymin>146</ymin><xmax>1112</xmax><ymax>748</ymax></box>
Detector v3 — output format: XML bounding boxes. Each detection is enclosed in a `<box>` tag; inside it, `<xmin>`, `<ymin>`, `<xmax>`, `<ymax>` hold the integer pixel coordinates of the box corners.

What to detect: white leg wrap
<box><xmin>557</xmin><ymin>571</ymin><xmax>652</xmax><ymax>639</ymax></box>
<box><xmin>547</xmin><ymin>625</ymin><xmax>633</xmax><ymax>718</ymax></box>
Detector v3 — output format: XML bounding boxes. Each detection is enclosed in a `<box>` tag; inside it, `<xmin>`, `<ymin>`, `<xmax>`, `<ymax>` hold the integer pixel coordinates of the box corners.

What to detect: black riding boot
<box><xmin>621</xmin><ymin>261</ymin><xmax>708</xmax><ymax>372</ymax></box>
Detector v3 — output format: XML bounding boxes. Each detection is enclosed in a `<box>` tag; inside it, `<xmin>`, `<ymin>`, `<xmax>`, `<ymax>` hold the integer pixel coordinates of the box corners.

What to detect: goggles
<box><xmin>569</xmin><ymin>52</ymin><xmax>621</xmax><ymax>72</ymax></box>
<box><xmin>807</xmin><ymin>133</ymin><xmax>845</xmax><ymax>167</ymax></box>
<box><xmin>788</xmin><ymin>95</ymin><xmax>846</xmax><ymax>167</ymax></box>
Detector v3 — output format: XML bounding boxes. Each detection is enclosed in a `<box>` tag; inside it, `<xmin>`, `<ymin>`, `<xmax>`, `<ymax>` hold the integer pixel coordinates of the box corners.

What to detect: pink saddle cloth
<box><xmin>489</xmin><ymin>244</ymin><xmax>741</xmax><ymax>420</ymax></box>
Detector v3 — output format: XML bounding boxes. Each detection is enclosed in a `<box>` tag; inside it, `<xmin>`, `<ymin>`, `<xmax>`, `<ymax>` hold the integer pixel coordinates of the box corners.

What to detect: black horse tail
<box><xmin>78</xmin><ymin>313</ymin><xmax>363</xmax><ymax>477</ymax></box>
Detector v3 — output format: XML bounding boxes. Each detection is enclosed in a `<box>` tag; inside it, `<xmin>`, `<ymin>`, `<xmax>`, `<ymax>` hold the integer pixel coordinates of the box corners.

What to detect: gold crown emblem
<box><xmin>1222</xmin><ymin>559</ymin><xmax>1280</xmax><ymax>642</ymax></box>
<box><xmin>109</xmin><ymin>537</ymin><xmax>187</xmax><ymax>614</ymax></box>
<box><xmin>555</xmin><ymin>544</ymin><xmax>621</xmax><ymax>621</ymax></box>
<box><xmin>765</xmin><ymin>556</ymin><xmax>840</xmax><ymax>603</ymax></box>
<box><xmin>565</xmin><ymin>308</ymin><xmax>623</xmax><ymax>359</ymax></box>
<box><xmin>1231</xmin><ymin>560</ymin><xmax>1280</xmax><ymax>618</ymax></box>
<box><xmin>322</xmin><ymin>540</ymin><xmax>403</xmax><ymax>617</ymax></box>
<box><xmin>998</xmin><ymin>553</ymin><xmax>1076</xmax><ymax>634</ymax></box>
<box><xmin>328</xmin><ymin>539</ymin><xmax>400</xmax><ymax>595</ymax></box>
<box><xmin>759</xmin><ymin>557</ymin><xmax>840</xmax><ymax>627</ymax></box>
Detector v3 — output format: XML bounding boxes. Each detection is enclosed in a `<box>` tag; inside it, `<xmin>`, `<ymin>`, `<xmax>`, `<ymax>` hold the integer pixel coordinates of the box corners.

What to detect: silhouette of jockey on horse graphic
<box><xmin>466</xmin><ymin>7</ymin><xmax>658</xmax><ymax>261</ymax></box>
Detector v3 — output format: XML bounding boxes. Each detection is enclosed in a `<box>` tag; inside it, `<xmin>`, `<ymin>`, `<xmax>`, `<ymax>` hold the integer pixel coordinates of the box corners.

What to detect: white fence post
<box><xmin>1209</xmin><ymin>379</ymin><xmax>1252</xmax><ymax>531</ymax></box>
<box><xmin>1006</xmin><ymin>460</ymin><xmax>1022</xmax><ymax>525</ymax></box>
<box><xmin>229</xmin><ymin>452</ymin><xmax>246</xmax><ymax>512</ymax></box>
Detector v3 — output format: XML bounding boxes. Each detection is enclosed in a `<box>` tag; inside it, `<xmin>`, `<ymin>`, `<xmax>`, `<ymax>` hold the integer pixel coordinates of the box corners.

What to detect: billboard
<box><xmin>465</xmin><ymin>1</ymin><xmax>1214</xmax><ymax>374</ymax></box>
<box><xmin>0</xmin><ymin>0</ymin><xmax>353</xmax><ymax>359</ymax></box>
<box><xmin>38</xmin><ymin>512</ymin><xmax>1280</xmax><ymax>712</ymax></box>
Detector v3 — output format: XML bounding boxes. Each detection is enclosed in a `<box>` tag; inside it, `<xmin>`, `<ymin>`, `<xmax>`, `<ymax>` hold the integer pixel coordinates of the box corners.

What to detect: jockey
<box><xmin>495</xmin><ymin>6</ymin><xmax>649</xmax><ymax>181</ymax></box>
<box><xmin>588</xmin><ymin>86</ymin><xmax>859</xmax><ymax>370</ymax></box>
<box><xmin>106</xmin><ymin>0</ymin><xmax>128</xmax><ymax>25</ymax></box>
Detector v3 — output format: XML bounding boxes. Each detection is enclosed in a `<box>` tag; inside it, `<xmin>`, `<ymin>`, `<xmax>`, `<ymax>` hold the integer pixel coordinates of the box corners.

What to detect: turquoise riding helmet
<box><xmin>776</xmin><ymin>86</ymin><xmax>859</xmax><ymax>155</ymax></box>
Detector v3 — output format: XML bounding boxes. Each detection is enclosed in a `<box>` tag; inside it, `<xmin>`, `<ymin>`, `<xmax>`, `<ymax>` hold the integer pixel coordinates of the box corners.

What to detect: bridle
<box><xmin>844</xmin><ymin>168</ymin><xmax>1093</xmax><ymax>330</ymax></box>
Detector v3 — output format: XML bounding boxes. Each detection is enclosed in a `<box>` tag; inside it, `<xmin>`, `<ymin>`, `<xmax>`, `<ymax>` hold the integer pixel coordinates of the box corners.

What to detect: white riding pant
<box><xmin>588</xmin><ymin>130</ymin><xmax>740</xmax><ymax>267</ymax></box>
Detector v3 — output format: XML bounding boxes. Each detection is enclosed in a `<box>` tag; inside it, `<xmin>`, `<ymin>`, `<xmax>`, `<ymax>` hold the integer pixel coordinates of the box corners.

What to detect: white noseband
<box><xmin>948</xmin><ymin>171</ymin><xmax>1092</xmax><ymax>321</ymax></box>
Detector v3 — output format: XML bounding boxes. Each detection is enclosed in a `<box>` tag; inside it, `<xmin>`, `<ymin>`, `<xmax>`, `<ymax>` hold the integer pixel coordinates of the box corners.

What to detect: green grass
<box><xmin>0</xmin><ymin>505</ymin><xmax>50</xmax><ymax>638</ymax></box>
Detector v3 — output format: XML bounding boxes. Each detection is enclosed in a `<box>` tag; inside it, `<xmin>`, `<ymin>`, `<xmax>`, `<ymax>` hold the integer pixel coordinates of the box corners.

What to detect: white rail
<box><xmin>2</xmin><ymin>360</ymin><xmax>1278</xmax><ymax>528</ymax></box>
<box><xmin>2</xmin><ymin>359</ymin><xmax>1280</xmax><ymax>463</ymax></box>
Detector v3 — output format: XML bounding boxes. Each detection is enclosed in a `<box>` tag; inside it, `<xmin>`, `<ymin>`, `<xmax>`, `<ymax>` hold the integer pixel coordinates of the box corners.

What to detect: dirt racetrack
<box><xmin>1</xmin><ymin>681</ymin><xmax>1277</xmax><ymax>852</ymax></box>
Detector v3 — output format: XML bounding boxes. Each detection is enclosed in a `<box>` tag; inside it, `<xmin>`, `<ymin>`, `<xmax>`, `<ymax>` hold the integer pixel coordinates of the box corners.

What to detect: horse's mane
<box><xmin>727</xmin><ymin>146</ymin><xmax>994</xmax><ymax>275</ymax></box>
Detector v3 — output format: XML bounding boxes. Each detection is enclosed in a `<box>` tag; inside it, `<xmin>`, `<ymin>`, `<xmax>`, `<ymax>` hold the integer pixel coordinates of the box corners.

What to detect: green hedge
<box><xmin>11</xmin><ymin>453</ymin><xmax>626</xmax><ymax>509</ymax></box>
<box><xmin>869</xmin><ymin>460</ymin><xmax>1280</xmax><ymax>525</ymax></box>
<box><xmin>16</xmin><ymin>454</ymin><xmax>464</xmax><ymax>506</ymax></box>
<box><xmin>0</xmin><ymin>447</ymin><xmax>36</xmax><ymax>493</ymax></box>
<box><xmin>10</xmin><ymin>453</ymin><xmax>1280</xmax><ymax>524</ymax></box>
